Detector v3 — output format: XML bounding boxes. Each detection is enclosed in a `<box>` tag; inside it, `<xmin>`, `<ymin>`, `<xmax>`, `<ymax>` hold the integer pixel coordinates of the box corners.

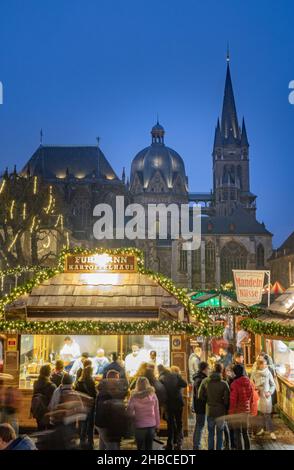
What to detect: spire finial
<box><xmin>40</xmin><ymin>128</ymin><xmax>43</xmax><ymax>145</ymax></box>
<box><xmin>226</xmin><ymin>43</ymin><xmax>230</xmax><ymax>64</ymax></box>
<box><xmin>96</xmin><ymin>136</ymin><xmax>100</xmax><ymax>147</ymax></box>
<box><xmin>157</xmin><ymin>113</ymin><xmax>159</xmax><ymax>125</ymax></box>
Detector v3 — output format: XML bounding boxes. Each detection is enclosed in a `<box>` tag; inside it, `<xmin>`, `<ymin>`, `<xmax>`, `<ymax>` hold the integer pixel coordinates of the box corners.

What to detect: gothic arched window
<box><xmin>72</xmin><ymin>198</ymin><xmax>91</xmax><ymax>229</ymax></box>
<box><xmin>205</xmin><ymin>241</ymin><xmax>216</xmax><ymax>286</ymax></box>
<box><xmin>256</xmin><ymin>243</ymin><xmax>265</xmax><ymax>268</ymax></box>
<box><xmin>220</xmin><ymin>241</ymin><xmax>247</xmax><ymax>283</ymax></box>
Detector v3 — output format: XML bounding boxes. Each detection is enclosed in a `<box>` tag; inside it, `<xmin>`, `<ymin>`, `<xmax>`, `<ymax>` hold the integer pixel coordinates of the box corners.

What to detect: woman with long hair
<box><xmin>74</xmin><ymin>365</ymin><xmax>96</xmax><ymax>449</ymax></box>
<box><xmin>127</xmin><ymin>376</ymin><xmax>160</xmax><ymax>450</ymax></box>
<box><xmin>129</xmin><ymin>362</ymin><xmax>148</xmax><ymax>390</ymax></box>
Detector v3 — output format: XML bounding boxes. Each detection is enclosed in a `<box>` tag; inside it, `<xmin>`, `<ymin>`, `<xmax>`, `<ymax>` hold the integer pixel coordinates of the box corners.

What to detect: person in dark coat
<box><xmin>199</xmin><ymin>363</ymin><xmax>230</xmax><ymax>450</ymax></box>
<box><xmin>192</xmin><ymin>361</ymin><xmax>209</xmax><ymax>450</ymax></box>
<box><xmin>102</xmin><ymin>352</ymin><xmax>126</xmax><ymax>379</ymax></box>
<box><xmin>47</xmin><ymin>373</ymin><xmax>84</xmax><ymax>450</ymax></box>
<box><xmin>0</xmin><ymin>423</ymin><xmax>36</xmax><ymax>450</ymax></box>
<box><xmin>95</xmin><ymin>370</ymin><xmax>129</xmax><ymax>450</ymax></box>
<box><xmin>31</xmin><ymin>364</ymin><xmax>56</xmax><ymax>431</ymax></box>
<box><xmin>50</xmin><ymin>360</ymin><xmax>65</xmax><ymax>387</ymax></box>
<box><xmin>158</xmin><ymin>365</ymin><xmax>187</xmax><ymax>450</ymax></box>
<box><xmin>74</xmin><ymin>365</ymin><xmax>97</xmax><ymax>449</ymax></box>
<box><xmin>145</xmin><ymin>365</ymin><xmax>167</xmax><ymax>408</ymax></box>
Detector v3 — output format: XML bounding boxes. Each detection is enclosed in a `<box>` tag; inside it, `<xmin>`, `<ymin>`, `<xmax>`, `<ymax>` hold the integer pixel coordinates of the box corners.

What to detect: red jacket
<box><xmin>229</xmin><ymin>376</ymin><xmax>254</xmax><ymax>415</ymax></box>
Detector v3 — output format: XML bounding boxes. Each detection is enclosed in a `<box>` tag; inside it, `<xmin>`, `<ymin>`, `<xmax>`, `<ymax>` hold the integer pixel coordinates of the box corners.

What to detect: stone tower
<box><xmin>212</xmin><ymin>56</ymin><xmax>256</xmax><ymax>218</ymax></box>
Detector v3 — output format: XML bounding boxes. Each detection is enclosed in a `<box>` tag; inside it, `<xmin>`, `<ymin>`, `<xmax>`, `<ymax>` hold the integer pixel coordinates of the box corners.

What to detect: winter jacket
<box><xmin>5</xmin><ymin>435</ymin><xmax>37</xmax><ymax>450</ymax></box>
<box><xmin>159</xmin><ymin>372</ymin><xmax>187</xmax><ymax>410</ymax></box>
<box><xmin>188</xmin><ymin>353</ymin><xmax>201</xmax><ymax>382</ymax></box>
<box><xmin>102</xmin><ymin>361</ymin><xmax>126</xmax><ymax>379</ymax></box>
<box><xmin>198</xmin><ymin>372</ymin><xmax>230</xmax><ymax>418</ymax></box>
<box><xmin>192</xmin><ymin>371</ymin><xmax>208</xmax><ymax>415</ymax></box>
<box><xmin>150</xmin><ymin>379</ymin><xmax>167</xmax><ymax>407</ymax></box>
<box><xmin>95</xmin><ymin>378</ymin><xmax>129</xmax><ymax>441</ymax></box>
<box><xmin>219</xmin><ymin>353</ymin><xmax>233</xmax><ymax>369</ymax></box>
<box><xmin>229</xmin><ymin>376</ymin><xmax>254</xmax><ymax>415</ymax></box>
<box><xmin>33</xmin><ymin>377</ymin><xmax>56</xmax><ymax>408</ymax></box>
<box><xmin>31</xmin><ymin>377</ymin><xmax>56</xmax><ymax>421</ymax></box>
<box><xmin>50</xmin><ymin>371</ymin><xmax>64</xmax><ymax>388</ymax></box>
<box><xmin>127</xmin><ymin>387</ymin><xmax>160</xmax><ymax>429</ymax></box>
<box><xmin>74</xmin><ymin>376</ymin><xmax>97</xmax><ymax>399</ymax></box>
<box><xmin>250</xmin><ymin>367</ymin><xmax>275</xmax><ymax>414</ymax></box>
<box><xmin>95</xmin><ymin>378</ymin><xmax>129</xmax><ymax>428</ymax></box>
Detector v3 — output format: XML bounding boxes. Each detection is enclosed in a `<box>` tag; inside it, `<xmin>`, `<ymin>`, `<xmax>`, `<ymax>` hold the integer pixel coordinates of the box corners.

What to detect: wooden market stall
<box><xmin>1</xmin><ymin>248</ymin><xmax>217</xmax><ymax>431</ymax></box>
<box><xmin>246</xmin><ymin>288</ymin><xmax>294</xmax><ymax>428</ymax></box>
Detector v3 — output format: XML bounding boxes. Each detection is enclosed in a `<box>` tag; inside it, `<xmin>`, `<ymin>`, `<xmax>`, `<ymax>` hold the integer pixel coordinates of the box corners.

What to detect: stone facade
<box><xmin>268</xmin><ymin>232</ymin><xmax>294</xmax><ymax>288</ymax></box>
<box><xmin>14</xmin><ymin>60</ymin><xmax>273</xmax><ymax>289</ymax></box>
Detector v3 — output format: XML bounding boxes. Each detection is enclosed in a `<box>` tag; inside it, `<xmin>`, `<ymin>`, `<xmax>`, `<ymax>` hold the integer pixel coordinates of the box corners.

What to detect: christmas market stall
<box><xmin>0</xmin><ymin>247</ymin><xmax>221</xmax><ymax>430</ymax></box>
<box><xmin>241</xmin><ymin>286</ymin><xmax>294</xmax><ymax>428</ymax></box>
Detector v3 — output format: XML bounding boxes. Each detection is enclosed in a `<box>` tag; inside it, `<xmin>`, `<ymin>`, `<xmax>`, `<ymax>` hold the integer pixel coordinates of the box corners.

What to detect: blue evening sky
<box><xmin>0</xmin><ymin>0</ymin><xmax>293</xmax><ymax>247</ymax></box>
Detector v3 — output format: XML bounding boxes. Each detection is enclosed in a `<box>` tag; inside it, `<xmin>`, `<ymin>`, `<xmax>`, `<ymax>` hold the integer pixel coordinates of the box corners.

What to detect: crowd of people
<box><xmin>192</xmin><ymin>350</ymin><xmax>278</xmax><ymax>450</ymax></box>
<box><xmin>0</xmin><ymin>345</ymin><xmax>280</xmax><ymax>451</ymax></box>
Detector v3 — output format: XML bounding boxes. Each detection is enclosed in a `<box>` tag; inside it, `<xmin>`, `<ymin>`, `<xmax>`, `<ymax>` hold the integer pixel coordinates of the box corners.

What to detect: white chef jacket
<box><xmin>60</xmin><ymin>341</ymin><xmax>81</xmax><ymax>360</ymax></box>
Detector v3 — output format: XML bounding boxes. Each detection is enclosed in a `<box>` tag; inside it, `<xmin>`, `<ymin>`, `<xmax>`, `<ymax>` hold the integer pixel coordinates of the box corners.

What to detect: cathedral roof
<box><xmin>21</xmin><ymin>145</ymin><xmax>119</xmax><ymax>182</ymax></box>
<box><xmin>130</xmin><ymin>123</ymin><xmax>188</xmax><ymax>193</ymax></box>
<box><xmin>200</xmin><ymin>208</ymin><xmax>272</xmax><ymax>236</ymax></box>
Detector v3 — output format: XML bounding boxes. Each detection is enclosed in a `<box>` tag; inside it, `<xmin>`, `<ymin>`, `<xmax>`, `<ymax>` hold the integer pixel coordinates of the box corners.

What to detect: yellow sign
<box><xmin>7</xmin><ymin>336</ymin><xmax>17</xmax><ymax>351</ymax></box>
<box><xmin>65</xmin><ymin>253</ymin><xmax>137</xmax><ymax>273</ymax></box>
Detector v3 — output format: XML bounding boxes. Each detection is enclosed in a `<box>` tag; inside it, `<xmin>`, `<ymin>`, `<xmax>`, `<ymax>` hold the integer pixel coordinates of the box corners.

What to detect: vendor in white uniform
<box><xmin>125</xmin><ymin>344</ymin><xmax>146</xmax><ymax>377</ymax></box>
<box><xmin>60</xmin><ymin>336</ymin><xmax>81</xmax><ymax>362</ymax></box>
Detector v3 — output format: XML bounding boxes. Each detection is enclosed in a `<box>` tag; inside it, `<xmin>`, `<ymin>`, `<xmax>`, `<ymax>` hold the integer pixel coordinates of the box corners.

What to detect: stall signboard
<box><xmin>7</xmin><ymin>336</ymin><xmax>17</xmax><ymax>351</ymax></box>
<box><xmin>65</xmin><ymin>254</ymin><xmax>137</xmax><ymax>273</ymax></box>
<box><xmin>233</xmin><ymin>269</ymin><xmax>265</xmax><ymax>306</ymax></box>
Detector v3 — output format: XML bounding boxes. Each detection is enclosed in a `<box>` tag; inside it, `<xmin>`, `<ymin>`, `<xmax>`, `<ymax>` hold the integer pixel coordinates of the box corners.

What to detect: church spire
<box><xmin>241</xmin><ymin>117</ymin><xmax>249</xmax><ymax>147</ymax></box>
<box><xmin>221</xmin><ymin>57</ymin><xmax>239</xmax><ymax>141</ymax></box>
<box><xmin>213</xmin><ymin>118</ymin><xmax>222</xmax><ymax>148</ymax></box>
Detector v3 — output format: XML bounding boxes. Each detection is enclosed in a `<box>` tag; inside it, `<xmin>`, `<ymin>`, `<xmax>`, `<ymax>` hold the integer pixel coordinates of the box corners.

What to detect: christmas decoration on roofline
<box><xmin>0</xmin><ymin>247</ymin><xmax>263</xmax><ymax>330</ymax></box>
<box><xmin>0</xmin><ymin>319</ymin><xmax>223</xmax><ymax>337</ymax></box>
<box><xmin>240</xmin><ymin>318</ymin><xmax>294</xmax><ymax>340</ymax></box>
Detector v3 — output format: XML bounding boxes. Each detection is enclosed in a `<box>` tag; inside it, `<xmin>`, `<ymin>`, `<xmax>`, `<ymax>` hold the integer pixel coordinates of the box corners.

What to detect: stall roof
<box><xmin>268</xmin><ymin>284</ymin><xmax>294</xmax><ymax>317</ymax></box>
<box><xmin>189</xmin><ymin>291</ymin><xmax>241</xmax><ymax>308</ymax></box>
<box><xmin>5</xmin><ymin>272</ymin><xmax>184</xmax><ymax>322</ymax></box>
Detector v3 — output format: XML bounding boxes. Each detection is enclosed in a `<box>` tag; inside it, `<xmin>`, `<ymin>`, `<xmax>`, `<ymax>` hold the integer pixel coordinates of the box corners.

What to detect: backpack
<box><xmin>31</xmin><ymin>393</ymin><xmax>48</xmax><ymax>420</ymax></box>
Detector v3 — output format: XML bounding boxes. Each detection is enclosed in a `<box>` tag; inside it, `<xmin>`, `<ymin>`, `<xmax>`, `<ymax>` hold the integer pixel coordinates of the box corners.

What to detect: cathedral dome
<box><xmin>130</xmin><ymin>122</ymin><xmax>188</xmax><ymax>194</ymax></box>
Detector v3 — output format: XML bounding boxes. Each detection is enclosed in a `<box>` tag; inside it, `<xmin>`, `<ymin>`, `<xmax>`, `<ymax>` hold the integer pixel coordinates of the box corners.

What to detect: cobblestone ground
<box><xmin>30</xmin><ymin>414</ymin><xmax>294</xmax><ymax>450</ymax></box>
<box><xmin>117</xmin><ymin>414</ymin><xmax>294</xmax><ymax>451</ymax></box>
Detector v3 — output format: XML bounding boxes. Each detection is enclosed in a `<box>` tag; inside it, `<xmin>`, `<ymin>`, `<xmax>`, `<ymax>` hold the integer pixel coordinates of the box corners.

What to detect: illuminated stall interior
<box><xmin>253</xmin><ymin>287</ymin><xmax>294</xmax><ymax>427</ymax></box>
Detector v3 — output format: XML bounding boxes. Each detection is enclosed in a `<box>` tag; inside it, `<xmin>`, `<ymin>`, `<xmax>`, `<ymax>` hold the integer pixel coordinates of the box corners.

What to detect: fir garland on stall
<box><xmin>0</xmin><ymin>246</ymin><xmax>285</xmax><ymax>338</ymax></box>
<box><xmin>0</xmin><ymin>319</ymin><xmax>223</xmax><ymax>337</ymax></box>
<box><xmin>240</xmin><ymin>317</ymin><xmax>294</xmax><ymax>340</ymax></box>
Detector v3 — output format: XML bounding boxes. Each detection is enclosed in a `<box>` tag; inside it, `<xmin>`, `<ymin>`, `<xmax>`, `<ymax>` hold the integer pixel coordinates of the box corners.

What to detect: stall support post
<box><xmin>267</xmin><ymin>271</ymin><xmax>271</xmax><ymax>307</ymax></box>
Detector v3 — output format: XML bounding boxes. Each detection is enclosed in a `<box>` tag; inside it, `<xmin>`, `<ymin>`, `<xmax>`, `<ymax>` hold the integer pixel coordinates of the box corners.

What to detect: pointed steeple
<box><xmin>241</xmin><ymin>117</ymin><xmax>249</xmax><ymax>147</ymax></box>
<box><xmin>213</xmin><ymin>119</ymin><xmax>222</xmax><ymax>148</ymax></box>
<box><xmin>221</xmin><ymin>60</ymin><xmax>239</xmax><ymax>141</ymax></box>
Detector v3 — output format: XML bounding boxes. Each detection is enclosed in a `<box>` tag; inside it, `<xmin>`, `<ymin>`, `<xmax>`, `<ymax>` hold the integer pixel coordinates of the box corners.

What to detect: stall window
<box><xmin>19</xmin><ymin>334</ymin><xmax>170</xmax><ymax>388</ymax></box>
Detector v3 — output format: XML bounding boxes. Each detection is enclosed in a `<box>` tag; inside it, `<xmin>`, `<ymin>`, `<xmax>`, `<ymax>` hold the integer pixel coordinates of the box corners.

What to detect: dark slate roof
<box><xmin>278</xmin><ymin>231</ymin><xmax>294</xmax><ymax>253</ymax></box>
<box><xmin>199</xmin><ymin>208</ymin><xmax>272</xmax><ymax>235</ymax></box>
<box><xmin>270</xmin><ymin>231</ymin><xmax>294</xmax><ymax>260</ymax></box>
<box><xmin>21</xmin><ymin>145</ymin><xmax>119</xmax><ymax>182</ymax></box>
